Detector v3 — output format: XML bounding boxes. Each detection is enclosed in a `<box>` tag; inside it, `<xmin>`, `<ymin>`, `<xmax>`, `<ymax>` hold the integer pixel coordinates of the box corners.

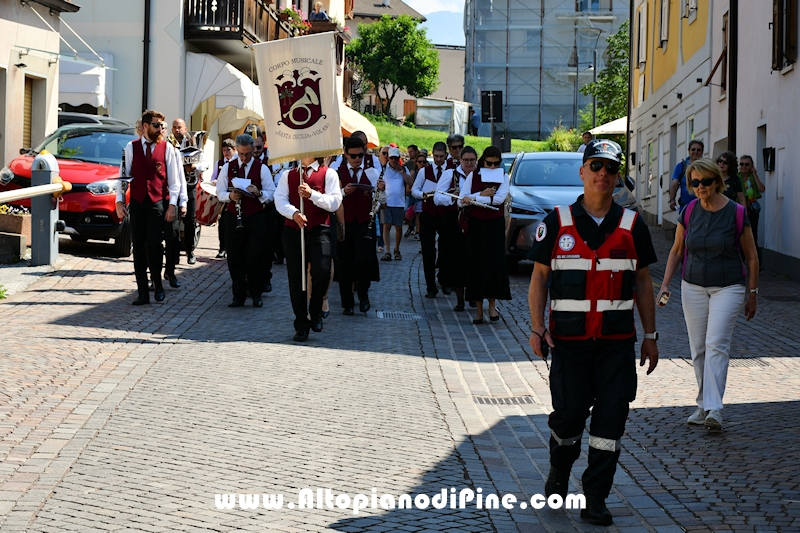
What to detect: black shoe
<box><xmin>148</xmin><ymin>281</ymin><xmax>155</xmax><ymax>292</ymax></box>
<box><xmin>187</xmin><ymin>254</ymin><xmax>196</xmax><ymax>265</ymax></box>
<box><xmin>343</xmin><ymin>307</ymin><xmax>354</xmax><ymax>315</ymax></box>
<box><xmin>311</xmin><ymin>317</ymin><xmax>323</xmax><ymax>332</ymax></box>
<box><xmin>359</xmin><ymin>299</ymin><xmax>370</xmax><ymax>314</ymax></box>
<box><xmin>293</xmin><ymin>329</ymin><xmax>309</xmax><ymax>342</ymax></box>
<box><xmin>216</xmin><ymin>250</ymin><xmax>226</xmax><ymax>259</ymax></box>
<box><xmin>490</xmin><ymin>314</ymin><xmax>500</xmax><ymax>322</ymax></box>
<box><xmin>321</xmin><ymin>310</ymin><xmax>330</xmax><ymax>318</ymax></box>
<box><xmin>425</xmin><ymin>290</ymin><xmax>438</xmax><ymax>298</ymax></box>
<box><xmin>264</xmin><ymin>282</ymin><xmax>272</xmax><ymax>293</ymax></box>
<box><xmin>166</xmin><ymin>274</ymin><xmax>180</xmax><ymax>288</ymax></box>
<box><xmin>473</xmin><ymin>317</ymin><xmax>484</xmax><ymax>325</ymax></box>
<box><xmin>442</xmin><ymin>286</ymin><xmax>452</xmax><ymax>295</ymax></box>
<box><xmin>544</xmin><ymin>466</ymin><xmax>570</xmax><ymax>499</ymax></box>
<box><xmin>132</xmin><ymin>295</ymin><xmax>150</xmax><ymax>305</ymax></box>
<box><xmin>252</xmin><ymin>297</ymin><xmax>263</xmax><ymax>308</ymax></box>
<box><xmin>228</xmin><ymin>298</ymin><xmax>245</xmax><ymax>308</ymax></box>
<box><xmin>154</xmin><ymin>287</ymin><xmax>165</xmax><ymax>302</ymax></box>
<box><xmin>581</xmin><ymin>495</ymin><xmax>613</xmax><ymax>526</ymax></box>
<box><xmin>454</xmin><ymin>303</ymin><xmax>465</xmax><ymax>312</ymax></box>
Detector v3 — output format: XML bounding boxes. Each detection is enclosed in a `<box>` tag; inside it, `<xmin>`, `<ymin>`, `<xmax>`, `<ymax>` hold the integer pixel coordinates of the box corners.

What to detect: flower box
<box><xmin>0</xmin><ymin>213</ymin><xmax>31</xmax><ymax>244</ymax></box>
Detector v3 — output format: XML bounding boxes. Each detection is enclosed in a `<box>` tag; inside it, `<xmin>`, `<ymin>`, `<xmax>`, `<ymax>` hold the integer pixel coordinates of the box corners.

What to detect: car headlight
<box><xmin>510</xmin><ymin>204</ymin><xmax>546</xmax><ymax>216</ymax></box>
<box><xmin>0</xmin><ymin>167</ymin><xmax>14</xmax><ymax>186</ymax></box>
<box><xmin>86</xmin><ymin>180</ymin><xmax>118</xmax><ymax>195</ymax></box>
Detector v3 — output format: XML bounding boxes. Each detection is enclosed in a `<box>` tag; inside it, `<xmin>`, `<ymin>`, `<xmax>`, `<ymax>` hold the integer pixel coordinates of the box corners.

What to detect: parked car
<box><xmin>504</xmin><ymin>151</ymin><xmax>639</xmax><ymax>271</ymax></box>
<box><xmin>501</xmin><ymin>152</ymin><xmax>518</xmax><ymax>174</ymax></box>
<box><xmin>0</xmin><ymin>124</ymin><xmax>137</xmax><ymax>256</ymax></box>
<box><xmin>58</xmin><ymin>112</ymin><xmax>128</xmax><ymax>128</ymax></box>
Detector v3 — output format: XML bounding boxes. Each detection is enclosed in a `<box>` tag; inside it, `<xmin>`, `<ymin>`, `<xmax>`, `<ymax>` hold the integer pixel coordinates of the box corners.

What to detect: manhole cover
<box><xmin>473</xmin><ymin>396</ymin><xmax>537</xmax><ymax>405</ymax></box>
<box><xmin>729</xmin><ymin>358</ymin><xmax>770</xmax><ymax>368</ymax></box>
<box><xmin>376</xmin><ymin>311</ymin><xmax>435</xmax><ymax>321</ymax></box>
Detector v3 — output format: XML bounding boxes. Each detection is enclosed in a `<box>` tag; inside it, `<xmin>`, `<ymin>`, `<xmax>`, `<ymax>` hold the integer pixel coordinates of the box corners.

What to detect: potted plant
<box><xmin>0</xmin><ymin>204</ymin><xmax>32</xmax><ymax>244</ymax></box>
<box><xmin>279</xmin><ymin>5</ymin><xmax>311</xmax><ymax>34</ymax></box>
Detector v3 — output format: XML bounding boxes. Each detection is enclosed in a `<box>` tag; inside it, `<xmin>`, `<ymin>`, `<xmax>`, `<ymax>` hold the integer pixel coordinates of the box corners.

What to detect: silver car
<box><xmin>505</xmin><ymin>151</ymin><xmax>639</xmax><ymax>271</ymax></box>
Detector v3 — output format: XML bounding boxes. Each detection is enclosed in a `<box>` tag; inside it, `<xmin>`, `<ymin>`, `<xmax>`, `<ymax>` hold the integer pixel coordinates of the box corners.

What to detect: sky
<box><xmin>404</xmin><ymin>0</ymin><xmax>466</xmax><ymax>46</ymax></box>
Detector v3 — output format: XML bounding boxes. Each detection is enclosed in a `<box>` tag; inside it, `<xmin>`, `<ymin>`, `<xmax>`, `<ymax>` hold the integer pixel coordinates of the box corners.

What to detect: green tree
<box><xmin>580</xmin><ymin>20</ymin><xmax>629</xmax><ymax>126</ymax></box>
<box><xmin>346</xmin><ymin>15</ymin><xmax>439</xmax><ymax>119</ymax></box>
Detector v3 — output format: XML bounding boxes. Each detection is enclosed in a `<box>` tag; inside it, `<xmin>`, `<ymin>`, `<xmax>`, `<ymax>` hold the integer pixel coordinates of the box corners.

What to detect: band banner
<box><xmin>252</xmin><ymin>33</ymin><xmax>342</xmax><ymax>164</ymax></box>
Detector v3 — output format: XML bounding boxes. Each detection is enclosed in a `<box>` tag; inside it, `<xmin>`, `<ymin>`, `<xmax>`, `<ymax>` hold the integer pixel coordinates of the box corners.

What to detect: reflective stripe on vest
<box><xmin>557</xmin><ymin>204</ymin><xmax>573</xmax><ymax>227</ymax></box>
<box><xmin>596</xmin><ymin>300</ymin><xmax>635</xmax><ymax>311</ymax></box>
<box><xmin>551</xmin><ymin>258</ymin><xmax>593</xmax><ymax>271</ymax></box>
<box><xmin>596</xmin><ymin>258</ymin><xmax>638</xmax><ymax>271</ymax></box>
<box><xmin>620</xmin><ymin>208</ymin><xmax>636</xmax><ymax>231</ymax></box>
<box><xmin>551</xmin><ymin>300</ymin><xmax>591</xmax><ymax>312</ymax></box>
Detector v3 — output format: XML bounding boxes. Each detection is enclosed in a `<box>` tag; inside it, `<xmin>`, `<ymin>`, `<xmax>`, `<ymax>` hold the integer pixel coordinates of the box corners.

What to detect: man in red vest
<box><xmin>527</xmin><ymin>140</ymin><xmax>659</xmax><ymax>526</ymax></box>
<box><xmin>215</xmin><ymin>134</ymin><xmax>276</xmax><ymax>308</ymax></box>
<box><xmin>274</xmin><ymin>156</ymin><xmax>342</xmax><ymax>341</ymax></box>
<box><xmin>116</xmin><ymin>110</ymin><xmax>182</xmax><ymax>305</ymax></box>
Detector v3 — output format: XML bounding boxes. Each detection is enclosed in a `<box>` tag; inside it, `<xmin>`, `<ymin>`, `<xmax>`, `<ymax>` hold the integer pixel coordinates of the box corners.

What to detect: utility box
<box><xmin>31</xmin><ymin>153</ymin><xmax>60</xmax><ymax>266</ymax></box>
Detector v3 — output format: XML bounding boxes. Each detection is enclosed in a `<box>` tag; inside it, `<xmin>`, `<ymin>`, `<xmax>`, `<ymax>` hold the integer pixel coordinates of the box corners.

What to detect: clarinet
<box><xmin>235</xmin><ymin>198</ymin><xmax>244</xmax><ymax>229</ymax></box>
<box><xmin>367</xmin><ymin>165</ymin><xmax>387</xmax><ymax>232</ymax></box>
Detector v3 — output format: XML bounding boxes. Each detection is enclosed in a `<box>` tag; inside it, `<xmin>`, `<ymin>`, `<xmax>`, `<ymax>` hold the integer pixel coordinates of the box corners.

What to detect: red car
<box><xmin>0</xmin><ymin>124</ymin><xmax>137</xmax><ymax>256</ymax></box>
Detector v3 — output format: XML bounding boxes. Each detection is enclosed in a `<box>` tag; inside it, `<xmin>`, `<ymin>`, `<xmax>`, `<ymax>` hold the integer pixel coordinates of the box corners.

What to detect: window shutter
<box><xmin>786</xmin><ymin>0</ymin><xmax>797</xmax><ymax>64</ymax></box>
<box><xmin>689</xmin><ymin>0</ymin><xmax>697</xmax><ymax>10</ymax></box>
<box><xmin>661</xmin><ymin>0</ymin><xmax>670</xmax><ymax>45</ymax></box>
<box><xmin>774</xmin><ymin>0</ymin><xmax>784</xmax><ymax>70</ymax></box>
<box><xmin>681</xmin><ymin>0</ymin><xmax>687</xmax><ymax>18</ymax></box>
<box><xmin>638</xmin><ymin>4</ymin><xmax>648</xmax><ymax>66</ymax></box>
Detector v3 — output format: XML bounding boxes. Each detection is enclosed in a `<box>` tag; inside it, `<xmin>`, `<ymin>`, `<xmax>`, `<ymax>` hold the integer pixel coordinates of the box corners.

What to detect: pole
<box><xmin>592</xmin><ymin>49</ymin><xmax>598</xmax><ymax>128</ymax></box>
<box><xmin>489</xmin><ymin>91</ymin><xmax>495</xmax><ymax>148</ymax></box>
<box><xmin>300</xmin><ymin>174</ymin><xmax>306</xmax><ymax>292</ymax></box>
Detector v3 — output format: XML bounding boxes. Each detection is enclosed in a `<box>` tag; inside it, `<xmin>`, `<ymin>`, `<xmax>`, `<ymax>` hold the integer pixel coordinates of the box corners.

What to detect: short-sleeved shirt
<box><xmin>679</xmin><ymin>199</ymin><xmax>750</xmax><ymax>287</ymax></box>
<box><xmin>722</xmin><ymin>175</ymin><xmax>743</xmax><ymax>202</ymax></box>
<box><xmin>529</xmin><ymin>196</ymin><xmax>658</xmax><ymax>269</ymax></box>
<box><xmin>672</xmin><ymin>158</ymin><xmax>693</xmax><ymax>206</ymax></box>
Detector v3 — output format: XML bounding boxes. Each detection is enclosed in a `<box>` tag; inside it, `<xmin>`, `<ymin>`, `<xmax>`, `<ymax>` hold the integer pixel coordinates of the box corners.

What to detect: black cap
<box><xmin>583</xmin><ymin>139</ymin><xmax>622</xmax><ymax>163</ymax></box>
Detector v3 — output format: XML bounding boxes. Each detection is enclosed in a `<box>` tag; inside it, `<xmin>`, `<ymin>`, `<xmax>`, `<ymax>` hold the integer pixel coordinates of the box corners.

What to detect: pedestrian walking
<box><xmin>657</xmin><ymin>158</ymin><xmax>759</xmax><ymax>431</ymax></box>
<box><xmin>528</xmin><ymin>139</ymin><xmax>659</xmax><ymax>526</ymax></box>
<box><xmin>738</xmin><ymin>155</ymin><xmax>765</xmax><ymax>266</ymax></box>
<box><xmin>413</xmin><ymin>142</ymin><xmax>447</xmax><ymax>298</ymax></box>
<box><xmin>669</xmin><ymin>139</ymin><xmax>704</xmax><ymax>212</ymax></box>
<box><xmin>210</xmin><ymin>138</ymin><xmax>236</xmax><ymax>258</ymax></box>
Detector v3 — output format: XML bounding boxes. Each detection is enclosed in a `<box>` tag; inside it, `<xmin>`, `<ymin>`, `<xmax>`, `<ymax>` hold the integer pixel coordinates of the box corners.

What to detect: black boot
<box><xmin>581</xmin><ymin>495</ymin><xmax>612</xmax><ymax>526</ymax></box>
<box><xmin>544</xmin><ymin>466</ymin><xmax>570</xmax><ymax>499</ymax></box>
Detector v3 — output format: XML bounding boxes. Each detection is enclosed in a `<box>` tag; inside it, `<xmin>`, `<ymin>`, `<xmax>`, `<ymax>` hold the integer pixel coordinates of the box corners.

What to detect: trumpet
<box><xmin>439</xmin><ymin>191</ymin><xmax>500</xmax><ymax>211</ymax></box>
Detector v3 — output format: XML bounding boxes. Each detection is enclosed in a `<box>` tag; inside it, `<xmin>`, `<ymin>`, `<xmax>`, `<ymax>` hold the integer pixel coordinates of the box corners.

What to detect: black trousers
<box><xmin>217</xmin><ymin>210</ymin><xmax>226</xmax><ymax>252</ymax></box>
<box><xmin>283</xmin><ymin>225</ymin><xmax>331</xmax><ymax>332</ymax></box>
<box><xmin>419</xmin><ymin>211</ymin><xmax>442</xmax><ymax>293</ymax></box>
<box><xmin>223</xmin><ymin>209</ymin><xmax>268</xmax><ymax>301</ymax></box>
<box><xmin>163</xmin><ymin>211</ymin><xmax>180</xmax><ymax>276</ymax></box>
<box><xmin>181</xmin><ymin>191</ymin><xmax>197</xmax><ymax>255</ymax></box>
<box><xmin>548</xmin><ymin>339</ymin><xmax>637</xmax><ymax>499</ymax></box>
<box><xmin>129</xmin><ymin>198</ymin><xmax>168</xmax><ymax>296</ymax></box>
<box><xmin>337</xmin><ymin>219</ymin><xmax>377</xmax><ymax>309</ymax></box>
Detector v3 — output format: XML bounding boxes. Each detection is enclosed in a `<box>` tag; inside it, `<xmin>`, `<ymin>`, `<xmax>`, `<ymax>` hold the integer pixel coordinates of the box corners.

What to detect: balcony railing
<box><xmin>184</xmin><ymin>0</ymin><xmax>290</xmax><ymax>43</ymax></box>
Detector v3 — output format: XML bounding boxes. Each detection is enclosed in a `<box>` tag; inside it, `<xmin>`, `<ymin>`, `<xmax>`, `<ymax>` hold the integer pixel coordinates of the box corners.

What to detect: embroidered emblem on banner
<box><xmin>275</xmin><ymin>68</ymin><xmax>325</xmax><ymax>130</ymax></box>
<box><xmin>559</xmin><ymin>234</ymin><xmax>575</xmax><ymax>251</ymax></box>
<box><xmin>535</xmin><ymin>222</ymin><xmax>547</xmax><ymax>242</ymax></box>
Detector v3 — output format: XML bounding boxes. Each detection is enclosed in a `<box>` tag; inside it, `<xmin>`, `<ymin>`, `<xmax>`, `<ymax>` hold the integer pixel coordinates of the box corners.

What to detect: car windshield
<box><xmin>513</xmin><ymin>158</ymin><xmax>584</xmax><ymax>186</ymax></box>
<box><xmin>34</xmin><ymin>128</ymin><xmax>136</xmax><ymax>166</ymax></box>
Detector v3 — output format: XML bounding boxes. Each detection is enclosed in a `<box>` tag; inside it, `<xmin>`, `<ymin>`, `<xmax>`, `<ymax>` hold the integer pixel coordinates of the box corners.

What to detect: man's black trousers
<box><xmin>419</xmin><ymin>211</ymin><xmax>441</xmax><ymax>294</ymax></box>
<box><xmin>222</xmin><ymin>209</ymin><xmax>268</xmax><ymax>301</ymax></box>
<box><xmin>129</xmin><ymin>198</ymin><xmax>168</xmax><ymax>296</ymax></box>
<box><xmin>282</xmin><ymin>225</ymin><xmax>331</xmax><ymax>332</ymax></box>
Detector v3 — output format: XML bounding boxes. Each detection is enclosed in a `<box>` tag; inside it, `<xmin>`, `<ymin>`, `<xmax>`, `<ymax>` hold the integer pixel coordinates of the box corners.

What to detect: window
<box><xmin>773</xmin><ymin>0</ymin><xmax>797</xmax><ymax>70</ymax></box>
<box><xmin>687</xmin><ymin>115</ymin><xmax>695</xmax><ymax>146</ymax></box>
<box><xmin>526</xmin><ymin>29</ymin><xmax>541</xmax><ymax>53</ymax></box>
<box><xmin>660</xmin><ymin>0</ymin><xmax>670</xmax><ymax>48</ymax></box>
<box><xmin>576</xmin><ymin>0</ymin><xmax>611</xmax><ymax>12</ymax></box>
<box><xmin>637</xmin><ymin>4</ymin><xmax>648</xmax><ymax>67</ymax></box>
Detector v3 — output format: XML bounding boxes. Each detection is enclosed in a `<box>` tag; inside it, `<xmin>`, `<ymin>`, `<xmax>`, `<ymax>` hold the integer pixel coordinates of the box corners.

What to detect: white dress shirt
<box><xmin>210</xmin><ymin>155</ymin><xmax>235</xmax><ymax>182</ymax></box>
<box><xmin>215</xmin><ymin>157</ymin><xmax>275</xmax><ymax>204</ymax></box>
<box><xmin>434</xmin><ymin>167</ymin><xmax>465</xmax><ymax>206</ymax></box>
<box><xmin>412</xmin><ymin>164</ymin><xmax>444</xmax><ymax>199</ymax></box>
<box><xmin>342</xmin><ymin>164</ymin><xmax>379</xmax><ymax>196</ymax></box>
<box><xmin>116</xmin><ymin>136</ymin><xmax>182</xmax><ymax>205</ymax></box>
<box><xmin>459</xmin><ymin>170</ymin><xmax>509</xmax><ymax>207</ymax></box>
<box><xmin>274</xmin><ymin>161</ymin><xmax>343</xmax><ymax>220</ymax></box>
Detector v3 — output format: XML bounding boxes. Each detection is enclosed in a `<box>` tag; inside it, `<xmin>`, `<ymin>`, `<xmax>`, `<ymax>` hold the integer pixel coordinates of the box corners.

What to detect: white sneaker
<box><xmin>687</xmin><ymin>407</ymin><xmax>706</xmax><ymax>425</ymax></box>
<box><xmin>704</xmin><ymin>409</ymin><xmax>723</xmax><ymax>430</ymax></box>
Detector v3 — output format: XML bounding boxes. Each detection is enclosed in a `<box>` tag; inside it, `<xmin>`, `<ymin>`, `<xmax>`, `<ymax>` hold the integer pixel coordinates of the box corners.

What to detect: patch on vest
<box><xmin>535</xmin><ymin>222</ymin><xmax>547</xmax><ymax>242</ymax></box>
<box><xmin>155</xmin><ymin>162</ymin><xmax>164</xmax><ymax>174</ymax></box>
<box><xmin>609</xmin><ymin>249</ymin><xmax>627</xmax><ymax>259</ymax></box>
<box><xmin>558</xmin><ymin>234</ymin><xmax>575</xmax><ymax>251</ymax></box>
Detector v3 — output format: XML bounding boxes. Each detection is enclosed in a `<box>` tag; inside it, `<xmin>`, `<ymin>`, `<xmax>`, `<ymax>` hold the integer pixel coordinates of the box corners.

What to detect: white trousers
<box><xmin>681</xmin><ymin>280</ymin><xmax>746</xmax><ymax>411</ymax></box>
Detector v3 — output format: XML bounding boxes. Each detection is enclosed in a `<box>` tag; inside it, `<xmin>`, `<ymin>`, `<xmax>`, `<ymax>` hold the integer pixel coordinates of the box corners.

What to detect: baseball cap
<box><xmin>388</xmin><ymin>147</ymin><xmax>401</xmax><ymax>158</ymax></box>
<box><xmin>583</xmin><ymin>139</ymin><xmax>622</xmax><ymax>163</ymax></box>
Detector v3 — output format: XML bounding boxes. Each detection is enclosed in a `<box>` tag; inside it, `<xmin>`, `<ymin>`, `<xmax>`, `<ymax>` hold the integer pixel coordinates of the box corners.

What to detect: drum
<box><xmin>196</xmin><ymin>181</ymin><xmax>223</xmax><ymax>226</ymax></box>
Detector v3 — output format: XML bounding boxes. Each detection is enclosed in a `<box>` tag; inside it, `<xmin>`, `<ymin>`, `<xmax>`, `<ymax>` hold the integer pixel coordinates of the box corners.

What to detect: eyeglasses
<box><xmin>149</xmin><ymin>122</ymin><xmax>166</xmax><ymax>129</ymax></box>
<box><xmin>483</xmin><ymin>160</ymin><xmax>502</xmax><ymax>167</ymax></box>
<box><xmin>449</xmin><ymin>144</ymin><xmax>464</xmax><ymax>150</ymax></box>
<box><xmin>346</xmin><ymin>152</ymin><xmax>365</xmax><ymax>159</ymax></box>
<box><xmin>586</xmin><ymin>160</ymin><xmax>621</xmax><ymax>174</ymax></box>
<box><xmin>460</xmin><ymin>157</ymin><xmax>477</xmax><ymax>164</ymax></box>
<box><xmin>690</xmin><ymin>177</ymin><xmax>716</xmax><ymax>187</ymax></box>
<box><xmin>739</xmin><ymin>162</ymin><xmax>752</xmax><ymax>166</ymax></box>
<box><xmin>716</xmin><ymin>159</ymin><xmax>729</xmax><ymax>165</ymax></box>
<box><xmin>237</xmin><ymin>150</ymin><xmax>254</xmax><ymax>158</ymax></box>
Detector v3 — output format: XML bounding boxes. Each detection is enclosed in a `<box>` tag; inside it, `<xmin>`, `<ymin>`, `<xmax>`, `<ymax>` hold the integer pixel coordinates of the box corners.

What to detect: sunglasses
<box><xmin>586</xmin><ymin>160</ymin><xmax>621</xmax><ymax>174</ymax></box>
<box><xmin>739</xmin><ymin>162</ymin><xmax>752</xmax><ymax>166</ymax></box>
<box><xmin>381</xmin><ymin>152</ymin><xmax>389</xmax><ymax>156</ymax></box>
<box><xmin>690</xmin><ymin>177</ymin><xmax>716</xmax><ymax>187</ymax></box>
<box><xmin>716</xmin><ymin>159</ymin><xmax>729</xmax><ymax>165</ymax></box>
<box><xmin>483</xmin><ymin>160</ymin><xmax>502</xmax><ymax>167</ymax></box>
<box><xmin>149</xmin><ymin>122</ymin><xmax>166</xmax><ymax>129</ymax></box>
<box><xmin>689</xmin><ymin>148</ymin><xmax>703</xmax><ymax>152</ymax></box>
<box><xmin>346</xmin><ymin>152</ymin><xmax>365</xmax><ymax>159</ymax></box>
<box><xmin>450</xmin><ymin>144</ymin><xmax>464</xmax><ymax>150</ymax></box>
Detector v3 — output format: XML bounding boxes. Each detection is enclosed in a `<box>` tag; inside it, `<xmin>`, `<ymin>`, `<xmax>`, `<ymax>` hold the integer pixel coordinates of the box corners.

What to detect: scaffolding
<box><xmin>464</xmin><ymin>0</ymin><xmax>630</xmax><ymax>140</ymax></box>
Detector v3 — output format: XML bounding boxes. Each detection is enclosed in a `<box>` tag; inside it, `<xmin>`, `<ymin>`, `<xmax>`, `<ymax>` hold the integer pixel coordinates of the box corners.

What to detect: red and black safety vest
<box><xmin>338</xmin><ymin>164</ymin><xmax>372</xmax><ymax>224</ymax></box>
<box><xmin>285</xmin><ymin>166</ymin><xmax>331</xmax><ymax>230</ymax></box>
<box><xmin>226</xmin><ymin>159</ymin><xmax>264</xmax><ymax>218</ymax></box>
<box><xmin>548</xmin><ymin>205</ymin><xmax>639</xmax><ymax>341</ymax></box>
<box><xmin>129</xmin><ymin>139</ymin><xmax>169</xmax><ymax>204</ymax></box>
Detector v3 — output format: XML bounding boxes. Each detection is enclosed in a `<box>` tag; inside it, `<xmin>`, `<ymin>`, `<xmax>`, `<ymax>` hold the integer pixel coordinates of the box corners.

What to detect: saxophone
<box><xmin>367</xmin><ymin>164</ymin><xmax>387</xmax><ymax>232</ymax></box>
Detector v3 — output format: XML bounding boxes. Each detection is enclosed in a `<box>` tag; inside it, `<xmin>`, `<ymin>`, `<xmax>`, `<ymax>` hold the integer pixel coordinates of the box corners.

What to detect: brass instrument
<box><xmin>367</xmin><ymin>165</ymin><xmax>387</xmax><ymax>233</ymax></box>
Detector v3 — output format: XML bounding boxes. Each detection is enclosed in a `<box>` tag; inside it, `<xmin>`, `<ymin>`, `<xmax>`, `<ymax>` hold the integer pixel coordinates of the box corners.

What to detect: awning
<box><xmin>58</xmin><ymin>53</ymin><xmax>114</xmax><ymax>109</ymax></box>
<box><xmin>185</xmin><ymin>52</ymin><xmax>263</xmax><ymax>133</ymax></box>
<box><xmin>590</xmin><ymin>116</ymin><xmax>627</xmax><ymax>136</ymax></box>
<box><xmin>339</xmin><ymin>103</ymin><xmax>379</xmax><ymax>148</ymax></box>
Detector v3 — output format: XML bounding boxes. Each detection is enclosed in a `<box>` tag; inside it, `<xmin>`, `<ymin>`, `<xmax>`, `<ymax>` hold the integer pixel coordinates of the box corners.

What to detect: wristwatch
<box><xmin>643</xmin><ymin>332</ymin><xmax>658</xmax><ymax>341</ymax></box>
<box><xmin>750</xmin><ymin>288</ymin><xmax>759</xmax><ymax>295</ymax></box>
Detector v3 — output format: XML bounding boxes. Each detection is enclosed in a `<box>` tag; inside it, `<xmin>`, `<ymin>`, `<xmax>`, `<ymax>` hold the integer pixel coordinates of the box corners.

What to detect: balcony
<box><xmin>184</xmin><ymin>0</ymin><xmax>294</xmax><ymax>74</ymax></box>
<box><xmin>306</xmin><ymin>21</ymin><xmax>351</xmax><ymax>76</ymax></box>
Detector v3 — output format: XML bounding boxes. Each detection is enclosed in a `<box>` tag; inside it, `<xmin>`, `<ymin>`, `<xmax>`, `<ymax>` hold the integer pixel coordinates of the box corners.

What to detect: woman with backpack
<box><xmin>656</xmin><ymin>158</ymin><xmax>759</xmax><ymax>431</ymax></box>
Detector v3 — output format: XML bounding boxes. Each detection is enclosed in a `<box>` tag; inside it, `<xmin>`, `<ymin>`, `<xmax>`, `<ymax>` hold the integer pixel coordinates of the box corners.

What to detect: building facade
<box><xmin>464</xmin><ymin>0</ymin><xmax>630</xmax><ymax>140</ymax></box>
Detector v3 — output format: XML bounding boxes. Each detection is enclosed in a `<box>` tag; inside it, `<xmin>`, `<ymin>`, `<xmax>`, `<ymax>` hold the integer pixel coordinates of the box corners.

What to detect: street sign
<box><xmin>481</xmin><ymin>91</ymin><xmax>503</xmax><ymax>123</ymax></box>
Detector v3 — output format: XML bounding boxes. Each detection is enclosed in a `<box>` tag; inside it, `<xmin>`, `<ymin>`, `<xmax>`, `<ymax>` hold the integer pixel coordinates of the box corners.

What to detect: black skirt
<box><xmin>438</xmin><ymin>210</ymin><xmax>468</xmax><ymax>288</ymax></box>
<box><xmin>465</xmin><ymin>215</ymin><xmax>511</xmax><ymax>301</ymax></box>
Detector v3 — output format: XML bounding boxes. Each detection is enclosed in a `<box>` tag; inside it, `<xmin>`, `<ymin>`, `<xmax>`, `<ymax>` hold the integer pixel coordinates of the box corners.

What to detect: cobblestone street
<box><xmin>1</xmin><ymin>227</ymin><xmax>799</xmax><ymax>532</ymax></box>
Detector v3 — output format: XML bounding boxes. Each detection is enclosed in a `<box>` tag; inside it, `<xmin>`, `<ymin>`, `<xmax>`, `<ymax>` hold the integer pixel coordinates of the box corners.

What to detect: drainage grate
<box><xmin>473</xmin><ymin>396</ymin><xmax>537</xmax><ymax>405</ymax></box>
<box><xmin>376</xmin><ymin>310</ymin><xmax>435</xmax><ymax>321</ymax></box>
<box><xmin>729</xmin><ymin>358</ymin><xmax>770</xmax><ymax>368</ymax></box>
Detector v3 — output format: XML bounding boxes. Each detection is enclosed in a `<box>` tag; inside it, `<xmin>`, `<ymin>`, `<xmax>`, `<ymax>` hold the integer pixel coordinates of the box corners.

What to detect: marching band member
<box><xmin>336</xmin><ymin>136</ymin><xmax>382</xmax><ymax>315</ymax></box>
<box><xmin>116</xmin><ymin>110</ymin><xmax>182</xmax><ymax>305</ymax></box>
<box><xmin>275</xmin><ymin>156</ymin><xmax>343</xmax><ymax>341</ymax></box>
<box><xmin>412</xmin><ymin>141</ymin><xmax>447</xmax><ymax>298</ymax></box>
<box><xmin>445</xmin><ymin>133</ymin><xmax>464</xmax><ymax>170</ymax></box>
<box><xmin>210</xmin><ymin>138</ymin><xmax>236</xmax><ymax>258</ymax></box>
<box><xmin>216</xmin><ymin>134</ymin><xmax>275</xmax><ymax>308</ymax></box>
<box><xmin>460</xmin><ymin>146</ymin><xmax>511</xmax><ymax>324</ymax></box>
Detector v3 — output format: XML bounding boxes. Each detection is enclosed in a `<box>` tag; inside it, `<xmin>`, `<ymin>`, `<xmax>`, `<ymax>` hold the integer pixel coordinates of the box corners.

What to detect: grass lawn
<box><xmin>372</xmin><ymin>120</ymin><xmax>548</xmax><ymax>154</ymax></box>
